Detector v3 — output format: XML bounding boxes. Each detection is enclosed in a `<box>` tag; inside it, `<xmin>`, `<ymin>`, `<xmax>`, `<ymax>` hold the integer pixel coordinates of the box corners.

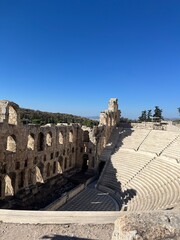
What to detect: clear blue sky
<box><xmin>0</xmin><ymin>0</ymin><xmax>180</xmax><ymax>119</ymax></box>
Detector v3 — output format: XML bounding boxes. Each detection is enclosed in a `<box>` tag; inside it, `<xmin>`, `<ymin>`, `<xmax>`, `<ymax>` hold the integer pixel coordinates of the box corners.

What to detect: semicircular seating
<box><xmin>97</xmin><ymin>128</ymin><xmax>180</xmax><ymax>212</ymax></box>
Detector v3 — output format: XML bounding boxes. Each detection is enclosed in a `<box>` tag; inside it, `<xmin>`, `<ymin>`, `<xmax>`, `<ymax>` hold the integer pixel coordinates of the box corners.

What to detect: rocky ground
<box><xmin>0</xmin><ymin>222</ymin><xmax>114</xmax><ymax>240</ymax></box>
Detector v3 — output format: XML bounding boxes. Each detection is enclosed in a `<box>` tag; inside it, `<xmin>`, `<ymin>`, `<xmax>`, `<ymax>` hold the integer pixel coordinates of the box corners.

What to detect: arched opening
<box><xmin>83</xmin><ymin>131</ymin><xmax>89</xmax><ymax>142</ymax></box>
<box><xmin>58</xmin><ymin>156</ymin><xmax>63</xmax><ymax>172</ymax></box>
<box><xmin>8</xmin><ymin>106</ymin><xmax>17</xmax><ymax>125</ymax></box>
<box><xmin>24</xmin><ymin>159</ymin><xmax>28</xmax><ymax>168</ymax></box>
<box><xmin>35</xmin><ymin>165</ymin><xmax>44</xmax><ymax>183</ymax></box>
<box><xmin>6</xmin><ymin>135</ymin><xmax>16</xmax><ymax>152</ymax></box>
<box><xmin>69</xmin><ymin>155</ymin><xmax>72</xmax><ymax>168</ymax></box>
<box><xmin>37</xmin><ymin>132</ymin><xmax>44</xmax><ymax>151</ymax></box>
<box><xmin>46</xmin><ymin>162</ymin><xmax>51</xmax><ymax>177</ymax></box>
<box><xmin>64</xmin><ymin>157</ymin><xmax>67</xmax><ymax>169</ymax></box>
<box><xmin>5</xmin><ymin>174</ymin><xmax>15</xmax><ymax>196</ymax></box>
<box><xmin>59</xmin><ymin>131</ymin><xmax>64</xmax><ymax>144</ymax></box>
<box><xmin>18</xmin><ymin>171</ymin><xmax>25</xmax><ymax>189</ymax></box>
<box><xmin>53</xmin><ymin>161</ymin><xmax>56</xmax><ymax>174</ymax></box>
<box><xmin>82</xmin><ymin>154</ymin><xmax>89</xmax><ymax>173</ymax></box>
<box><xmin>28</xmin><ymin>169</ymin><xmax>33</xmax><ymax>185</ymax></box>
<box><xmin>57</xmin><ymin>162</ymin><xmax>62</xmax><ymax>174</ymax></box>
<box><xmin>69</xmin><ymin>130</ymin><xmax>73</xmax><ymax>143</ymax></box>
<box><xmin>27</xmin><ymin>133</ymin><xmax>35</xmax><ymax>150</ymax></box>
<box><xmin>46</xmin><ymin>132</ymin><xmax>52</xmax><ymax>147</ymax></box>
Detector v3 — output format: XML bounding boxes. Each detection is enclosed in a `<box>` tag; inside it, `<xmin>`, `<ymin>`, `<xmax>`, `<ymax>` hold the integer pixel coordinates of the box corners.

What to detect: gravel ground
<box><xmin>0</xmin><ymin>222</ymin><xmax>114</xmax><ymax>240</ymax></box>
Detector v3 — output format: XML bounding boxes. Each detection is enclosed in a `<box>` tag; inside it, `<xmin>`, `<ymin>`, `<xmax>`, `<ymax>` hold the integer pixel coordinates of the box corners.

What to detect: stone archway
<box><xmin>4</xmin><ymin>174</ymin><xmax>15</xmax><ymax>196</ymax></box>
<box><xmin>37</xmin><ymin>132</ymin><xmax>44</xmax><ymax>151</ymax></box>
<box><xmin>35</xmin><ymin>165</ymin><xmax>44</xmax><ymax>183</ymax></box>
<box><xmin>27</xmin><ymin>133</ymin><xmax>35</xmax><ymax>150</ymax></box>
<box><xmin>18</xmin><ymin>171</ymin><xmax>25</xmax><ymax>189</ymax></box>
<box><xmin>6</xmin><ymin>135</ymin><xmax>16</xmax><ymax>152</ymax></box>
<box><xmin>82</xmin><ymin>154</ymin><xmax>89</xmax><ymax>173</ymax></box>
<box><xmin>8</xmin><ymin>106</ymin><xmax>17</xmax><ymax>125</ymax></box>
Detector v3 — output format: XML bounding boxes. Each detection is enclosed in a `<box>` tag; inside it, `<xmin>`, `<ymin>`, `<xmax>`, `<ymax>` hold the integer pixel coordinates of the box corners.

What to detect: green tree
<box><xmin>153</xmin><ymin>106</ymin><xmax>163</xmax><ymax>122</ymax></box>
<box><xmin>178</xmin><ymin>107</ymin><xmax>180</xmax><ymax>116</ymax></box>
<box><xmin>147</xmin><ymin>110</ymin><xmax>152</xmax><ymax>122</ymax></box>
<box><xmin>139</xmin><ymin>110</ymin><xmax>147</xmax><ymax>122</ymax></box>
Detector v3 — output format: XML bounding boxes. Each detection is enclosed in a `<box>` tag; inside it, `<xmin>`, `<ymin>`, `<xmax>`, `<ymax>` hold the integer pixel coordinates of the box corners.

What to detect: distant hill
<box><xmin>19</xmin><ymin>108</ymin><xmax>99</xmax><ymax>128</ymax></box>
<box><xmin>87</xmin><ymin>116</ymin><xmax>100</xmax><ymax>121</ymax></box>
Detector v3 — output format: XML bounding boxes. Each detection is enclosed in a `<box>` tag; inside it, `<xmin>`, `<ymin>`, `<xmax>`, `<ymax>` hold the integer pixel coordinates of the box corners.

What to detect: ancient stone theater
<box><xmin>0</xmin><ymin>98</ymin><xmax>180</xmax><ymax>239</ymax></box>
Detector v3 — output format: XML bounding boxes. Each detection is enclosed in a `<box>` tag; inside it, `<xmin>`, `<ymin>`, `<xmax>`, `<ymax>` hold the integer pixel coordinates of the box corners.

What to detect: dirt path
<box><xmin>0</xmin><ymin>222</ymin><xmax>114</xmax><ymax>240</ymax></box>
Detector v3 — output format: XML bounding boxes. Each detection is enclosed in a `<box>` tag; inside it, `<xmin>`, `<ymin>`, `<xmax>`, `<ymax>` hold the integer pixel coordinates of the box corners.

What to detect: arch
<box><xmin>58</xmin><ymin>156</ymin><xmax>63</xmax><ymax>173</ymax></box>
<box><xmin>6</xmin><ymin>135</ymin><xmax>16</xmax><ymax>152</ymax></box>
<box><xmin>50</xmin><ymin>152</ymin><xmax>54</xmax><ymax>160</ymax></box>
<box><xmin>8</xmin><ymin>106</ymin><xmax>17</xmax><ymax>125</ymax></box>
<box><xmin>24</xmin><ymin>159</ymin><xmax>28</xmax><ymax>168</ymax></box>
<box><xmin>57</xmin><ymin>162</ymin><xmax>62</xmax><ymax>174</ymax></box>
<box><xmin>64</xmin><ymin>157</ymin><xmax>67</xmax><ymax>169</ymax></box>
<box><xmin>35</xmin><ymin>166</ymin><xmax>44</xmax><ymax>183</ymax></box>
<box><xmin>69</xmin><ymin>155</ymin><xmax>72</xmax><ymax>167</ymax></box>
<box><xmin>46</xmin><ymin>132</ymin><xmax>52</xmax><ymax>147</ymax></box>
<box><xmin>59</xmin><ymin>131</ymin><xmax>64</xmax><ymax>144</ymax></box>
<box><xmin>83</xmin><ymin>131</ymin><xmax>89</xmax><ymax>142</ymax></box>
<box><xmin>82</xmin><ymin>154</ymin><xmax>89</xmax><ymax>172</ymax></box>
<box><xmin>18</xmin><ymin>171</ymin><xmax>25</xmax><ymax>189</ymax></box>
<box><xmin>28</xmin><ymin>169</ymin><xmax>33</xmax><ymax>185</ymax></box>
<box><xmin>37</xmin><ymin>132</ymin><xmax>44</xmax><ymax>151</ymax></box>
<box><xmin>27</xmin><ymin>133</ymin><xmax>35</xmax><ymax>150</ymax></box>
<box><xmin>69</xmin><ymin>130</ymin><xmax>73</xmax><ymax>143</ymax></box>
<box><xmin>53</xmin><ymin>161</ymin><xmax>56</xmax><ymax>174</ymax></box>
<box><xmin>5</xmin><ymin>174</ymin><xmax>15</xmax><ymax>196</ymax></box>
<box><xmin>46</xmin><ymin>162</ymin><xmax>51</xmax><ymax>177</ymax></box>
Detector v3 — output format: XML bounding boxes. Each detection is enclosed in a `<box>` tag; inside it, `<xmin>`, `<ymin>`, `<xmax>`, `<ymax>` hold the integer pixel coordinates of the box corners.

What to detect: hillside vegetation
<box><xmin>19</xmin><ymin>108</ymin><xmax>99</xmax><ymax>128</ymax></box>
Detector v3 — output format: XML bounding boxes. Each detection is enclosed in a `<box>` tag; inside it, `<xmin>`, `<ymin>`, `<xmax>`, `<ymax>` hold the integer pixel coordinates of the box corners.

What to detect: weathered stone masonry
<box><xmin>0</xmin><ymin>99</ymin><xmax>120</xmax><ymax>202</ymax></box>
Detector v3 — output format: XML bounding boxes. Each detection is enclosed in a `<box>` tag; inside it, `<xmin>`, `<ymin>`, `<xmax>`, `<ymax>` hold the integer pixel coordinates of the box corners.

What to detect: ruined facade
<box><xmin>0</xmin><ymin>99</ymin><xmax>120</xmax><ymax>203</ymax></box>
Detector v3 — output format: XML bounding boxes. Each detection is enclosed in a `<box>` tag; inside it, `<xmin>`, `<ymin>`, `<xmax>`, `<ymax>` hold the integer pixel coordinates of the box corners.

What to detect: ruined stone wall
<box><xmin>0</xmin><ymin>101</ymin><xmax>85</xmax><ymax>200</ymax></box>
<box><xmin>97</xmin><ymin>98</ymin><xmax>120</xmax><ymax>157</ymax></box>
<box><xmin>0</xmin><ymin>99</ymin><xmax>120</xmax><ymax>201</ymax></box>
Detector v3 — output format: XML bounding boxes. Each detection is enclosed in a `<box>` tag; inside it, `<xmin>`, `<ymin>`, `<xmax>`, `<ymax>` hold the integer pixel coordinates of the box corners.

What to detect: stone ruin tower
<box><xmin>0</xmin><ymin>100</ymin><xmax>19</xmax><ymax>125</ymax></box>
<box><xmin>99</xmin><ymin>98</ymin><xmax>120</xmax><ymax>127</ymax></box>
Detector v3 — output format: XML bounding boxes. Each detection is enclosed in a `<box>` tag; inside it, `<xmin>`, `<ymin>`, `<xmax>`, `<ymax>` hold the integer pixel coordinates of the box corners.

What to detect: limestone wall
<box><xmin>0</xmin><ymin>99</ymin><xmax>120</xmax><ymax>201</ymax></box>
<box><xmin>98</xmin><ymin>98</ymin><xmax>121</xmax><ymax>155</ymax></box>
